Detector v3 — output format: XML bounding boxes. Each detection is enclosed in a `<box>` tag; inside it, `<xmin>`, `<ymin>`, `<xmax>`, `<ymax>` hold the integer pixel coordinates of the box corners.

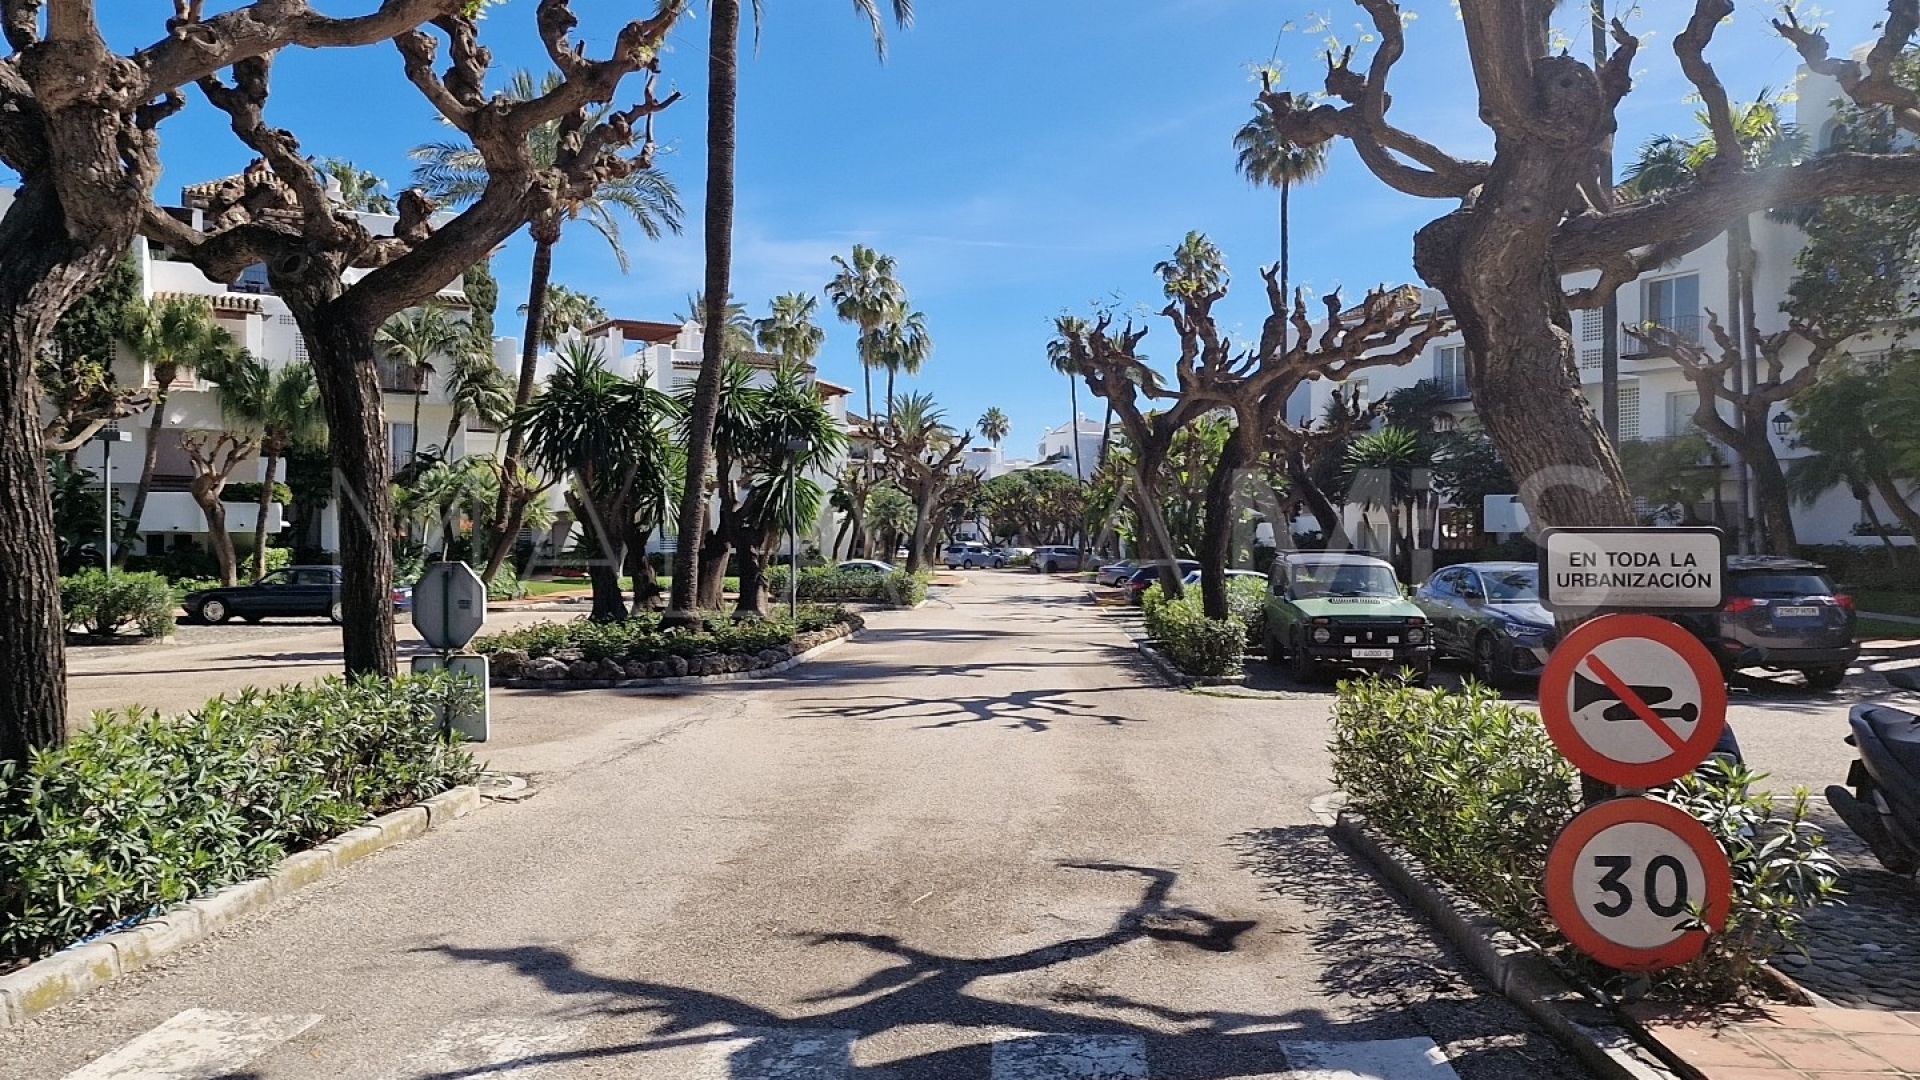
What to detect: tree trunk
<box><xmin>1067</xmin><ymin>377</ymin><xmax>1083</xmax><ymax>484</ymax></box>
<box><xmin>195</xmin><ymin>486</ymin><xmax>239</xmax><ymax>586</ymax></box>
<box><xmin>1868</xmin><ymin>466</ymin><xmax>1920</xmax><ymax>546</ymax></box>
<box><xmin>409</xmin><ymin>382</ymin><xmax>424</xmax><ymax>467</ymax></box>
<box><xmin>297</xmin><ymin>307</ymin><xmax>398</xmax><ymax>676</ymax></box>
<box><xmin>443</xmin><ymin>407</ymin><xmax>465</xmax><ymax>464</ymax></box>
<box><xmin>670</xmin><ymin>0</ymin><xmax>739</xmax><ymax>627</ymax></box>
<box><xmin>907</xmin><ymin>495</ymin><xmax>936</xmax><ymax>574</ymax></box>
<box><xmin>1745</xmin><ymin>427</ymin><xmax>1798</xmax><ymax>555</ymax></box>
<box><xmin>1198</xmin><ymin>425</ymin><xmax>1250</xmax><ymax>620</ymax></box>
<box><xmin>1099</xmin><ymin>400</ymin><xmax>1114</xmax><ymax>470</ymax></box>
<box><xmin>1285</xmin><ymin>447</ymin><xmax>1343</xmax><ymax>547</ymax></box>
<box><xmin>128</xmin><ymin>381</ymin><xmax>170</xmax><ymax>553</ymax></box>
<box><xmin>1278</xmin><ymin>179</ymin><xmax>1290</xmax><ymax>352</ymax></box>
<box><xmin>733</xmin><ymin>524</ymin><xmax>768</xmax><ymax>619</ymax></box>
<box><xmin>885</xmin><ymin>367</ymin><xmax>897</xmax><ymax>429</ymax></box>
<box><xmin>482</xmin><ymin>232</ymin><xmax>557</xmax><ymax>585</ymax></box>
<box><xmin>625</xmin><ymin>521</ymin><xmax>660</xmax><ymax>615</ymax></box>
<box><xmin>253</xmin><ymin>449</ymin><xmax>280</xmax><ymax>581</ymax></box>
<box><xmin>1855</xmin><ymin>482</ymin><xmax>1902</xmax><ymax>565</ymax></box>
<box><xmin>1129</xmin><ymin>455</ymin><xmax>1184</xmax><ymax>598</ymax></box>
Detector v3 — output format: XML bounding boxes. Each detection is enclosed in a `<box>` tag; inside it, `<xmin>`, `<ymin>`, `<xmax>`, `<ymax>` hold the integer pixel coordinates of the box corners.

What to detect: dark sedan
<box><xmin>185</xmin><ymin>566</ymin><xmax>414</xmax><ymax>625</ymax></box>
<box><xmin>1414</xmin><ymin>562</ymin><xmax>1556</xmax><ymax>685</ymax></box>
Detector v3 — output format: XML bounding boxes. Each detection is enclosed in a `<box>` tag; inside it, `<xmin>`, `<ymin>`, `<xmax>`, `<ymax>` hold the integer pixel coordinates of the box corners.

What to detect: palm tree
<box><xmin>1154</xmin><ymin>231</ymin><xmax>1229</xmax><ymax>302</ymax></box>
<box><xmin>871</xmin><ymin>299</ymin><xmax>931</xmax><ymax>426</ymax></box>
<box><xmin>440</xmin><ymin>323</ymin><xmax>514</xmax><ymax>457</ymax></box>
<box><xmin>977</xmin><ymin>407</ymin><xmax>1010</xmax><ymax>448</ymax></box>
<box><xmin>676</xmin><ymin>292</ymin><xmax>755</xmax><ymax>360</ymax></box>
<box><xmin>674</xmin><ymin>5</ymin><xmax>912</xmax><ymax>623</ymax></box>
<box><xmin>1234</xmin><ymin>93</ymin><xmax>1330</xmax><ymax>351</ymax></box>
<box><xmin>825</xmin><ymin>244</ymin><xmax>908</xmax><ymax>427</ymax></box>
<box><xmin>755</xmin><ymin>292</ymin><xmax>826</xmax><ymax>365</ymax></box>
<box><xmin>1046</xmin><ymin>314</ymin><xmax>1089</xmax><ymax>482</ymax></box>
<box><xmin>376</xmin><ymin>305</ymin><xmax>456</xmax><ymax>468</ymax></box>
<box><xmin>119</xmin><ymin>294</ymin><xmax>219</xmax><ymax>548</ymax></box>
<box><xmin>733</xmin><ymin>363</ymin><xmax>848</xmax><ymax>616</ymax></box>
<box><xmin>1343</xmin><ymin>427</ymin><xmax>1426</xmax><ymax>577</ymax></box>
<box><xmin>221</xmin><ymin>359</ymin><xmax>324</xmax><ymax>581</ymax></box>
<box><xmin>315</xmin><ymin>158</ymin><xmax>395</xmax><ymax>214</ymax></box>
<box><xmin>413</xmin><ymin>67</ymin><xmax>683</xmax><ymax>585</ymax></box>
<box><xmin>521</xmin><ymin>285</ymin><xmax>608</xmax><ymax>349</ymax></box>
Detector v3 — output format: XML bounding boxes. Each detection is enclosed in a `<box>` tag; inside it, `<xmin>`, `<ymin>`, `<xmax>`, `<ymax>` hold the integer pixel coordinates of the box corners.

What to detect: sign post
<box><xmin>410</xmin><ymin>562</ymin><xmax>490</xmax><ymax>743</ymax></box>
<box><xmin>1536</xmin><ymin>527</ymin><xmax>1732</xmax><ymax>973</ymax></box>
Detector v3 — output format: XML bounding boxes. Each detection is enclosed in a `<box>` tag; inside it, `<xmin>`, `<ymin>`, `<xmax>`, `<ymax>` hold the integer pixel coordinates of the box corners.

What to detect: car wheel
<box><xmin>1802</xmin><ymin>666</ymin><xmax>1847</xmax><ymax>692</ymax></box>
<box><xmin>1474</xmin><ymin>632</ymin><xmax>1512</xmax><ymax>687</ymax></box>
<box><xmin>1288</xmin><ymin>633</ymin><xmax>1321</xmax><ymax>684</ymax></box>
<box><xmin>196</xmin><ymin>598</ymin><xmax>231</xmax><ymax>625</ymax></box>
<box><xmin>328</xmin><ymin>600</ymin><xmax>344</xmax><ymax>625</ymax></box>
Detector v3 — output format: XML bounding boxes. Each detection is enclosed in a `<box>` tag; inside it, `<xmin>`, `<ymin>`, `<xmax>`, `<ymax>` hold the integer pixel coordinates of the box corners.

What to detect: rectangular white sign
<box><xmin>1539</xmin><ymin>528</ymin><xmax>1725</xmax><ymax>611</ymax></box>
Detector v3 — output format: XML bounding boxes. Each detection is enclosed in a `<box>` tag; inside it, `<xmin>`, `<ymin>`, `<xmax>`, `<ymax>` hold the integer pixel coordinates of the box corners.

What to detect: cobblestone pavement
<box><xmin>1774</xmin><ymin>805</ymin><xmax>1920</xmax><ymax>1011</ymax></box>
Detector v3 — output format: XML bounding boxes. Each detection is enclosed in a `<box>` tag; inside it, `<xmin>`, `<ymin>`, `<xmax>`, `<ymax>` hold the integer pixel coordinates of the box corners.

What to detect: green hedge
<box><xmin>765</xmin><ymin>567</ymin><xmax>927</xmax><ymax>607</ymax></box>
<box><xmin>0</xmin><ymin>673</ymin><xmax>481</xmax><ymax>963</ymax></box>
<box><xmin>1141</xmin><ymin>582</ymin><xmax>1247</xmax><ymax>677</ymax></box>
<box><xmin>473</xmin><ymin>605</ymin><xmax>860</xmax><ymax>664</ymax></box>
<box><xmin>222</xmin><ymin>481</ymin><xmax>293</xmax><ymax>506</ymax></box>
<box><xmin>62</xmin><ymin>570</ymin><xmax>176</xmax><ymax>638</ymax></box>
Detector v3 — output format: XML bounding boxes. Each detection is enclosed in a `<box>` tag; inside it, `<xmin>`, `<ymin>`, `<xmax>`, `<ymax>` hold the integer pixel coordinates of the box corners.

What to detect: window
<box><xmin>1666</xmin><ymin>390</ymin><xmax>1700</xmax><ymax>436</ymax></box>
<box><xmin>278</xmin><ymin>314</ymin><xmax>309</xmax><ymax>363</ymax></box>
<box><xmin>294</xmin><ymin>569</ymin><xmax>335</xmax><ymax>586</ymax></box>
<box><xmin>1435</xmin><ymin>345</ymin><xmax>1468</xmax><ymax>398</ymax></box>
<box><xmin>235</xmin><ymin>263</ymin><xmax>272</xmax><ymax>295</ymax></box>
<box><xmin>1645</xmin><ymin>275</ymin><xmax>1701</xmax><ymax>342</ymax></box>
<box><xmin>387</xmin><ymin>423</ymin><xmax>415</xmax><ymax>470</ymax></box>
<box><xmin>1577</xmin><ymin>310</ymin><xmax>1606</xmax><ymax>371</ymax></box>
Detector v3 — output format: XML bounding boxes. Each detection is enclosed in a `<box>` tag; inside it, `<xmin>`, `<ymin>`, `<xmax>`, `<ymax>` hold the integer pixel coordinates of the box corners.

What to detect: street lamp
<box><xmin>786</xmin><ymin>436</ymin><xmax>812</xmax><ymax>621</ymax></box>
<box><xmin>92</xmin><ymin>423</ymin><xmax>132</xmax><ymax>575</ymax></box>
<box><xmin>1771</xmin><ymin>410</ymin><xmax>1793</xmax><ymax>441</ymax></box>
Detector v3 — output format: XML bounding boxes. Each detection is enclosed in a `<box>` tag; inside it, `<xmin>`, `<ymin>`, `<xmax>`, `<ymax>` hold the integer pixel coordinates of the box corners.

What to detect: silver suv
<box><xmin>943</xmin><ymin>542</ymin><xmax>1003</xmax><ymax>569</ymax></box>
<box><xmin>1032</xmin><ymin>546</ymin><xmax>1082</xmax><ymax>573</ymax></box>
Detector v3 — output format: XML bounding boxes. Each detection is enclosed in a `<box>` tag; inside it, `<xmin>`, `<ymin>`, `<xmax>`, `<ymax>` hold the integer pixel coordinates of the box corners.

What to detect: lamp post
<box><xmin>786</xmin><ymin>436</ymin><xmax>811</xmax><ymax>621</ymax></box>
<box><xmin>93</xmin><ymin>423</ymin><xmax>132</xmax><ymax>575</ymax></box>
<box><xmin>1771</xmin><ymin>410</ymin><xmax>1793</xmax><ymax>443</ymax></box>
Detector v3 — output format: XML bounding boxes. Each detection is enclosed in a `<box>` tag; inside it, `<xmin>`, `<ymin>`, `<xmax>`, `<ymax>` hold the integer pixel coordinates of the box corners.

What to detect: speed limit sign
<box><xmin>1545</xmin><ymin>798</ymin><xmax>1733</xmax><ymax>972</ymax></box>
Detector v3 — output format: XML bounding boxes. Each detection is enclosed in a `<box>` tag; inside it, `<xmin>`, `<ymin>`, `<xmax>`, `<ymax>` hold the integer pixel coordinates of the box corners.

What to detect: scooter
<box><xmin>1825</xmin><ymin>703</ymin><xmax>1920</xmax><ymax>877</ymax></box>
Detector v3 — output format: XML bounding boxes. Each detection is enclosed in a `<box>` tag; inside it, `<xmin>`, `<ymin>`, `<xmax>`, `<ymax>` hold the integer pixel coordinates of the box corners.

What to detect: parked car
<box><xmin>942</xmin><ymin>542</ymin><xmax>1004</xmax><ymax>570</ymax></box>
<box><xmin>1414</xmin><ymin>562</ymin><xmax>1556</xmax><ymax>685</ymax></box>
<box><xmin>185</xmin><ymin>566</ymin><xmax>414</xmax><ymax>625</ymax></box>
<box><xmin>1263</xmin><ymin>552</ymin><xmax>1431</xmax><ymax>683</ymax></box>
<box><xmin>1180</xmin><ymin>568</ymin><xmax>1267</xmax><ymax>587</ymax></box>
<box><xmin>1672</xmin><ymin>555</ymin><xmax>1858</xmax><ymax>689</ymax></box>
<box><xmin>1096</xmin><ymin>559</ymin><xmax>1139</xmax><ymax>587</ymax></box>
<box><xmin>1032</xmin><ymin>546</ymin><xmax>1083</xmax><ymax>573</ymax></box>
<box><xmin>1124</xmin><ymin>560</ymin><xmax>1201</xmax><ymax>603</ymax></box>
<box><xmin>836</xmin><ymin>559</ymin><xmax>896</xmax><ymax>575</ymax></box>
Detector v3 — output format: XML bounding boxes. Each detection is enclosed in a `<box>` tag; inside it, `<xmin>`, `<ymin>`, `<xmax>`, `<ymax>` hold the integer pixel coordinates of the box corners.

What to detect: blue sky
<box><xmin>102</xmin><ymin>1</ymin><xmax>1885</xmax><ymax>456</ymax></box>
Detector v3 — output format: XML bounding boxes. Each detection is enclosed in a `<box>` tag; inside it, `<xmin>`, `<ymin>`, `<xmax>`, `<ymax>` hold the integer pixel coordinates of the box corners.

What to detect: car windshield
<box><xmin>1731</xmin><ymin>572</ymin><xmax>1833</xmax><ymax>598</ymax></box>
<box><xmin>1481</xmin><ymin>569</ymin><xmax>1539</xmax><ymax>603</ymax></box>
<box><xmin>1290</xmin><ymin>562</ymin><xmax>1400</xmax><ymax>599</ymax></box>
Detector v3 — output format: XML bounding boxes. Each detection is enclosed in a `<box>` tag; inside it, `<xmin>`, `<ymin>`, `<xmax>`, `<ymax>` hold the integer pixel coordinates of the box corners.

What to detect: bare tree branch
<box><xmin>1674</xmin><ymin>0</ymin><xmax>1744</xmax><ymax>170</ymax></box>
<box><xmin>137</xmin><ymin>0</ymin><xmax>467</xmax><ymax>97</ymax></box>
<box><xmin>1776</xmin><ymin>0</ymin><xmax>1920</xmax><ymax>137</ymax></box>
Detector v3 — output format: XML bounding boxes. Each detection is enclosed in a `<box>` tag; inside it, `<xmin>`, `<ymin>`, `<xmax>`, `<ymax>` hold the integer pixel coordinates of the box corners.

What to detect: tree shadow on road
<box><xmin>787</xmin><ymin>687</ymin><xmax>1148</xmax><ymax>732</ymax></box>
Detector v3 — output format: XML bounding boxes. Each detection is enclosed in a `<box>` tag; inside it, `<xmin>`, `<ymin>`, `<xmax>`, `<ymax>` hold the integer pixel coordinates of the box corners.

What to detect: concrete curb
<box><xmin>498</xmin><ymin>626</ymin><xmax>859</xmax><ymax>691</ymax></box>
<box><xmin>1332</xmin><ymin>811</ymin><xmax>1681</xmax><ymax>1080</ymax></box>
<box><xmin>0</xmin><ymin>785</ymin><xmax>482</xmax><ymax>1031</ymax></box>
<box><xmin>1134</xmin><ymin>640</ymin><xmax>1248</xmax><ymax>689</ymax></box>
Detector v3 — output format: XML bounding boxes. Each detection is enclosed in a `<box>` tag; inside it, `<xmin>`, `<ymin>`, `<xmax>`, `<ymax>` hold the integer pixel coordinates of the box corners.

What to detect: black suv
<box><xmin>1673</xmin><ymin>556</ymin><xmax>1858</xmax><ymax>689</ymax></box>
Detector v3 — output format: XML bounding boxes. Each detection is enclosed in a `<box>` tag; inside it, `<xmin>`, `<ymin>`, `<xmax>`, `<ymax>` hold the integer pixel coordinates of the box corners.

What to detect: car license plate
<box><xmin>1775</xmin><ymin>605</ymin><xmax>1820</xmax><ymax>618</ymax></box>
<box><xmin>1352</xmin><ymin>648</ymin><xmax>1394</xmax><ymax>660</ymax></box>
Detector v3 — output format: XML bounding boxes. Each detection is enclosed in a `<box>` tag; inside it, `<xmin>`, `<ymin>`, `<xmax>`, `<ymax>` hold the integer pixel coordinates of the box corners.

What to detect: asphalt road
<box><xmin>14</xmin><ymin>572</ymin><xmax>1598</xmax><ymax>1079</ymax></box>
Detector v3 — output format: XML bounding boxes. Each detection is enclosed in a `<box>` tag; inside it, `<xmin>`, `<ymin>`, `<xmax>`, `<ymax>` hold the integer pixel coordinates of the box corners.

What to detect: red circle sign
<box><xmin>1539</xmin><ymin>614</ymin><xmax>1728</xmax><ymax>788</ymax></box>
<box><xmin>1545</xmin><ymin>798</ymin><xmax>1732</xmax><ymax>972</ymax></box>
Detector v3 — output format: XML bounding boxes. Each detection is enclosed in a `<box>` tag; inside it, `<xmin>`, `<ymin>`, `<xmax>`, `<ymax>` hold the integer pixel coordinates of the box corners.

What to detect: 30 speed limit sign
<box><xmin>1545</xmin><ymin>798</ymin><xmax>1733</xmax><ymax>972</ymax></box>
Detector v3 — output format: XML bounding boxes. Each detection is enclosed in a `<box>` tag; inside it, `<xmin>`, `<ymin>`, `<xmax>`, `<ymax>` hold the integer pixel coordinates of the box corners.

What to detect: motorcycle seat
<box><xmin>1861</xmin><ymin>706</ymin><xmax>1920</xmax><ymax>775</ymax></box>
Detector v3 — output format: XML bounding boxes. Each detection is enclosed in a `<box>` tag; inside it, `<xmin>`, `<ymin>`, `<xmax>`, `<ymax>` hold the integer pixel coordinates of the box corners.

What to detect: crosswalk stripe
<box><xmin>60</xmin><ymin>1008</ymin><xmax>323</xmax><ymax>1080</ymax></box>
<box><xmin>990</xmin><ymin>1033</ymin><xmax>1148</xmax><ymax>1079</ymax></box>
<box><xmin>378</xmin><ymin>1017</ymin><xmax>581</xmax><ymax>1078</ymax></box>
<box><xmin>1281</xmin><ymin>1037</ymin><xmax>1458</xmax><ymax>1079</ymax></box>
<box><xmin>691</xmin><ymin>1026</ymin><xmax>856</xmax><ymax>1080</ymax></box>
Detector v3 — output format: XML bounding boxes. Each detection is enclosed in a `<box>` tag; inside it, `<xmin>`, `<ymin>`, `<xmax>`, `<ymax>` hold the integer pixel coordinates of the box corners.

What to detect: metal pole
<box><xmin>788</xmin><ymin>454</ymin><xmax>799</xmax><ymax>621</ymax></box>
<box><xmin>102</xmin><ymin>436</ymin><xmax>113</xmax><ymax>576</ymax></box>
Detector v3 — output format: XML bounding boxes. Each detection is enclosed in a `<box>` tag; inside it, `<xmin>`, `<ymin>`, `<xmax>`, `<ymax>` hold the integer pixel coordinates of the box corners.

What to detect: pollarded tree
<box><xmin>140</xmin><ymin>4</ymin><xmax>683</xmax><ymax>677</ymax></box>
<box><xmin>0</xmin><ymin>0</ymin><xmax>461</xmax><ymax>764</ymax></box>
<box><xmin>182</xmin><ymin>429</ymin><xmax>260</xmax><ymax>588</ymax></box>
<box><xmin>1263</xmin><ymin>0</ymin><xmax>1920</xmax><ymax>539</ymax></box>
<box><xmin>875</xmin><ymin>392</ymin><xmax>973</xmax><ymax>573</ymax></box>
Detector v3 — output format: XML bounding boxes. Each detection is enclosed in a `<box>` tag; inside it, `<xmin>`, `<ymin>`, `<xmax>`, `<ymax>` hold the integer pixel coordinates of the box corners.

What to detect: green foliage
<box><xmin>765</xmin><ymin>567</ymin><xmax>927</xmax><ymax>607</ymax></box>
<box><xmin>473</xmin><ymin>606</ymin><xmax>859</xmax><ymax>664</ymax></box>
<box><xmin>50</xmin><ymin>459</ymin><xmax>111</xmax><ymax>575</ymax></box>
<box><xmin>1141</xmin><ymin>582</ymin><xmax>1247</xmax><ymax>677</ymax></box>
<box><xmin>60</xmin><ymin>570</ymin><xmax>176</xmax><ymax>638</ymax></box>
<box><xmin>488</xmin><ymin>564</ymin><xmax>526</xmax><ymax>601</ymax></box>
<box><xmin>981</xmin><ymin>469</ymin><xmax>1088</xmax><ymax>546</ymax></box>
<box><xmin>130</xmin><ymin>545</ymin><xmax>289</xmax><ymax>583</ymax></box>
<box><xmin>0</xmin><ymin>674</ymin><xmax>480</xmax><ymax>962</ymax></box>
<box><xmin>50</xmin><ymin>257</ymin><xmax>140</xmax><ymax>368</ymax></box>
<box><xmin>463</xmin><ymin>257</ymin><xmax>500</xmax><ymax>340</ymax></box>
<box><xmin>1656</xmin><ymin>761</ymin><xmax>1842</xmax><ymax>999</ymax></box>
<box><xmin>1228</xmin><ymin>575</ymin><xmax>1267</xmax><ymax>648</ymax></box>
<box><xmin>1619</xmin><ymin>434</ymin><xmax>1722</xmax><ymax>523</ymax></box>
<box><xmin>1330</xmin><ymin>679</ymin><xmax>1579</xmax><ymax>932</ymax></box>
<box><xmin>880</xmin><ymin>569</ymin><xmax>928</xmax><ymax>608</ymax></box>
<box><xmin>222</xmin><ymin>482</ymin><xmax>293</xmax><ymax>506</ymax></box>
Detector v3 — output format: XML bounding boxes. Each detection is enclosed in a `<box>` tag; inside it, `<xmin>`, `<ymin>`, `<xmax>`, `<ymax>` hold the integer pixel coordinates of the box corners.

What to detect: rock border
<box><xmin>489</xmin><ymin>620</ymin><xmax>861</xmax><ymax>690</ymax></box>
<box><xmin>1135</xmin><ymin>640</ymin><xmax>1248</xmax><ymax>689</ymax></box>
<box><xmin>0</xmin><ymin>786</ymin><xmax>482</xmax><ymax>1031</ymax></box>
<box><xmin>1330</xmin><ymin>810</ymin><xmax>1683</xmax><ymax>1080</ymax></box>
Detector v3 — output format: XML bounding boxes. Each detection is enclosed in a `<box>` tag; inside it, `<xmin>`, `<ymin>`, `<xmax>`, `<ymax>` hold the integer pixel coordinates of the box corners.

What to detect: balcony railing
<box><xmin>378</xmin><ymin>357</ymin><xmax>427</xmax><ymax>394</ymax></box>
<box><xmin>1625</xmin><ymin>314</ymin><xmax>1704</xmax><ymax>355</ymax></box>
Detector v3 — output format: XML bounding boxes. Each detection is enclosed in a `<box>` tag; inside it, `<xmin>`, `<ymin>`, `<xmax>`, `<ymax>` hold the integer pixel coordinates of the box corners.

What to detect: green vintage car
<box><xmin>1262</xmin><ymin>552</ymin><xmax>1433</xmax><ymax>684</ymax></box>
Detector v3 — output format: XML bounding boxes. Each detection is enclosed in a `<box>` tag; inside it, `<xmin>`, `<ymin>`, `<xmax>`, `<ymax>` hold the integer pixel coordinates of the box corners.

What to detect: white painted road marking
<box><xmin>990</xmin><ymin>1033</ymin><xmax>1148</xmax><ymax>1079</ymax></box>
<box><xmin>61</xmin><ymin>1008</ymin><xmax>323</xmax><ymax>1080</ymax></box>
<box><xmin>1282</xmin><ymin>1037</ymin><xmax>1458</xmax><ymax>1079</ymax></box>
<box><xmin>691</xmin><ymin>1027</ymin><xmax>856</xmax><ymax>1079</ymax></box>
<box><xmin>379</xmin><ymin>1017</ymin><xmax>581</xmax><ymax>1078</ymax></box>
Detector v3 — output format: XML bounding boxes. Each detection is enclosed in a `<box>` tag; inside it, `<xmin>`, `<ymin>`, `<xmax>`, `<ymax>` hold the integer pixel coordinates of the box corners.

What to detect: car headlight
<box><xmin>1406</xmin><ymin>627</ymin><xmax>1427</xmax><ymax>644</ymax></box>
<box><xmin>1311</xmin><ymin>626</ymin><xmax>1333</xmax><ymax>644</ymax></box>
<box><xmin>1509</xmin><ymin>625</ymin><xmax>1551</xmax><ymax>643</ymax></box>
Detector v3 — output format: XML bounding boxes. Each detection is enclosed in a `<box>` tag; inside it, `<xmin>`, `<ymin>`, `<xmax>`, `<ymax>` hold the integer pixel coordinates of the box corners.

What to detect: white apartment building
<box><xmin>1036</xmin><ymin>416</ymin><xmax>1107</xmax><ymax>481</ymax></box>
<box><xmin>1291</xmin><ymin>61</ymin><xmax>1911</xmax><ymax>550</ymax></box>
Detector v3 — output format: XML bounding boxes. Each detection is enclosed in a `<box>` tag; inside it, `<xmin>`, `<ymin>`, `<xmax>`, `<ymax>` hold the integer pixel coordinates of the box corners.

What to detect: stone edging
<box><xmin>492</xmin><ymin>623</ymin><xmax>860</xmax><ymax>690</ymax></box>
<box><xmin>1331</xmin><ymin>810</ymin><xmax>1683</xmax><ymax>1080</ymax></box>
<box><xmin>1134</xmin><ymin>640</ymin><xmax>1248</xmax><ymax>689</ymax></box>
<box><xmin>0</xmin><ymin>786</ymin><xmax>482</xmax><ymax>1031</ymax></box>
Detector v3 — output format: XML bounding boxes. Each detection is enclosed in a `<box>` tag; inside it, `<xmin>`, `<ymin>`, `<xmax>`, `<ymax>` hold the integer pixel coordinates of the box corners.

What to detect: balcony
<box><xmin>378</xmin><ymin>357</ymin><xmax>428</xmax><ymax>395</ymax></box>
<box><xmin>1623</xmin><ymin>314</ymin><xmax>1704</xmax><ymax>357</ymax></box>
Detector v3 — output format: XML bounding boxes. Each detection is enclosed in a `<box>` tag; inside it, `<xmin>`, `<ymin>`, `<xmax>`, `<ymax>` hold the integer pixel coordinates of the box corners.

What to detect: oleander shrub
<box><xmin>61</xmin><ymin>569</ymin><xmax>177</xmax><ymax>638</ymax></box>
<box><xmin>765</xmin><ymin>567</ymin><xmax>928</xmax><ymax>606</ymax></box>
<box><xmin>1140</xmin><ymin>582</ymin><xmax>1247</xmax><ymax>677</ymax></box>
<box><xmin>222</xmin><ymin>481</ymin><xmax>293</xmax><ymax>506</ymax></box>
<box><xmin>1228</xmin><ymin>576</ymin><xmax>1267</xmax><ymax>649</ymax></box>
<box><xmin>0</xmin><ymin>673</ymin><xmax>481</xmax><ymax>964</ymax></box>
<box><xmin>472</xmin><ymin>605</ymin><xmax>860</xmax><ymax>665</ymax></box>
<box><xmin>486</xmin><ymin>564</ymin><xmax>526</xmax><ymax>601</ymax></box>
<box><xmin>170</xmin><ymin>577</ymin><xmax>222</xmax><ymax>605</ymax></box>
